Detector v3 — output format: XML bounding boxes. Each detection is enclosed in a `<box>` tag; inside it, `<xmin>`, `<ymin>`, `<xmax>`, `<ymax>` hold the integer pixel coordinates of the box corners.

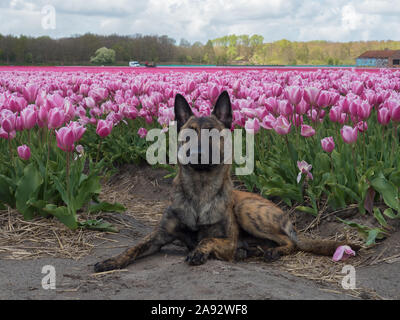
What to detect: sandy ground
<box><xmin>1</xmin><ymin>165</ymin><xmax>399</xmax><ymax>300</ymax></box>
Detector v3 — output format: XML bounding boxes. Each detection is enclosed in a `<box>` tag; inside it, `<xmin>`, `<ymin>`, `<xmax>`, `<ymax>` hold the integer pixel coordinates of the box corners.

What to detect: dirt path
<box><xmin>1</xmin><ymin>164</ymin><xmax>399</xmax><ymax>300</ymax></box>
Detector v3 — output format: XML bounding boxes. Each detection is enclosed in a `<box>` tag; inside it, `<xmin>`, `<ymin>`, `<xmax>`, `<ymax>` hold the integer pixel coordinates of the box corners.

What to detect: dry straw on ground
<box><xmin>0</xmin><ymin>208</ymin><xmax>98</xmax><ymax>260</ymax></box>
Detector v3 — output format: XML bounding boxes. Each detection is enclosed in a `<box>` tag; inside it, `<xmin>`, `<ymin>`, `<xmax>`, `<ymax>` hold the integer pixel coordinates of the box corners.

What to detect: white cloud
<box><xmin>0</xmin><ymin>0</ymin><xmax>399</xmax><ymax>42</ymax></box>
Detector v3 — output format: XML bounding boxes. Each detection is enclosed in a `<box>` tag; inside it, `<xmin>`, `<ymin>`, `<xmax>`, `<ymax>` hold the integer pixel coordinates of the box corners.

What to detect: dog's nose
<box><xmin>188</xmin><ymin>147</ymin><xmax>208</xmax><ymax>164</ymax></box>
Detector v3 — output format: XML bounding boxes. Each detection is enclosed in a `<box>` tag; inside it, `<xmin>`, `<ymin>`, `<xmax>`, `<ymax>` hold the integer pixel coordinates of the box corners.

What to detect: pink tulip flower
<box><xmin>317</xmin><ymin>91</ymin><xmax>330</xmax><ymax>108</ymax></box>
<box><xmin>271</xmin><ymin>84</ymin><xmax>282</xmax><ymax>97</ymax></box>
<box><xmin>245</xmin><ymin>118</ymin><xmax>260</xmax><ymax>133</ymax></box>
<box><xmin>48</xmin><ymin>108</ymin><xmax>66</xmax><ymax>129</ymax></box>
<box><xmin>0</xmin><ymin>128</ymin><xmax>16</xmax><ymax>140</ymax></box>
<box><xmin>297</xmin><ymin>160</ymin><xmax>313</xmax><ymax>183</ymax></box>
<box><xmin>274</xmin><ymin>116</ymin><xmax>291</xmax><ymax>135</ymax></box>
<box><xmin>67</xmin><ymin>121</ymin><xmax>86</xmax><ymax>142</ymax></box>
<box><xmin>138</xmin><ymin>127</ymin><xmax>148</xmax><ymax>138</ymax></box>
<box><xmin>357</xmin><ymin>121</ymin><xmax>368</xmax><ymax>132</ymax></box>
<box><xmin>284</xmin><ymin>86</ymin><xmax>303</xmax><ymax>106</ymax></box>
<box><xmin>278</xmin><ymin>100</ymin><xmax>294</xmax><ymax>116</ymax></box>
<box><xmin>23</xmin><ymin>84</ymin><xmax>39</xmax><ymax>104</ymax></box>
<box><xmin>17</xmin><ymin>145</ymin><xmax>31</xmax><ymax>160</ymax></box>
<box><xmin>303</xmin><ymin>87</ymin><xmax>321</xmax><ymax>106</ymax></box>
<box><xmin>96</xmin><ymin>119</ymin><xmax>113</xmax><ymax>138</ymax></box>
<box><xmin>389</xmin><ymin>100</ymin><xmax>400</xmax><ymax>122</ymax></box>
<box><xmin>377</xmin><ymin>107</ymin><xmax>391</xmax><ymax>125</ymax></box>
<box><xmin>1</xmin><ymin>112</ymin><xmax>16</xmax><ymax>133</ymax></box>
<box><xmin>329</xmin><ymin>106</ymin><xmax>341</xmax><ymax>123</ymax></box>
<box><xmin>351</xmin><ymin>81</ymin><xmax>364</xmax><ymax>96</ymax></box>
<box><xmin>341</xmin><ymin>125</ymin><xmax>358</xmax><ymax>144</ymax></box>
<box><xmin>321</xmin><ymin>137</ymin><xmax>335</xmax><ymax>153</ymax></box>
<box><xmin>56</xmin><ymin>127</ymin><xmax>75</xmax><ymax>152</ymax></box>
<box><xmin>261</xmin><ymin>114</ymin><xmax>276</xmax><ymax>130</ymax></box>
<box><xmin>20</xmin><ymin>106</ymin><xmax>37</xmax><ymax>130</ymax></box>
<box><xmin>300</xmin><ymin>124</ymin><xmax>316</xmax><ymax>137</ymax></box>
<box><xmin>357</xmin><ymin>102</ymin><xmax>372</xmax><ymax>120</ymax></box>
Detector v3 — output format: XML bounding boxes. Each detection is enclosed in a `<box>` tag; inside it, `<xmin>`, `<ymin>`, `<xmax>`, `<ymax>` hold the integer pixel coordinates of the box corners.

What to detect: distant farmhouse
<box><xmin>356</xmin><ymin>50</ymin><xmax>400</xmax><ymax>67</ymax></box>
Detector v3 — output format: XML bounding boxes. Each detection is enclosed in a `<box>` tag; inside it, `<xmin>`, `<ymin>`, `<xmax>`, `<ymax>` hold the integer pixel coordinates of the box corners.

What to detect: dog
<box><xmin>94</xmin><ymin>91</ymin><xmax>357</xmax><ymax>272</ymax></box>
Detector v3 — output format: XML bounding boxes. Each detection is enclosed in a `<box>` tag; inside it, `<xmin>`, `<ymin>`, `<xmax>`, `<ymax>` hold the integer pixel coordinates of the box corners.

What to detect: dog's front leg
<box><xmin>186</xmin><ymin>237</ymin><xmax>238</xmax><ymax>265</ymax></box>
<box><xmin>186</xmin><ymin>219</ymin><xmax>239</xmax><ymax>266</ymax></box>
<box><xmin>94</xmin><ymin>207</ymin><xmax>181</xmax><ymax>272</ymax></box>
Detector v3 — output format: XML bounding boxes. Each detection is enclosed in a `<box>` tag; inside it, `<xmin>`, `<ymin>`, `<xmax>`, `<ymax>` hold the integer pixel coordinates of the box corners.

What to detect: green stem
<box><xmin>380</xmin><ymin>125</ymin><xmax>385</xmax><ymax>162</ymax></box>
<box><xmin>44</xmin><ymin>129</ymin><xmax>52</xmax><ymax>200</ymax></box>
<box><xmin>8</xmin><ymin>134</ymin><xmax>14</xmax><ymax>166</ymax></box>
<box><xmin>351</xmin><ymin>144</ymin><xmax>357</xmax><ymax>180</ymax></box>
<box><xmin>96</xmin><ymin>139</ymin><xmax>102</xmax><ymax>163</ymax></box>
<box><xmin>66</xmin><ymin>151</ymin><xmax>70</xmax><ymax>200</ymax></box>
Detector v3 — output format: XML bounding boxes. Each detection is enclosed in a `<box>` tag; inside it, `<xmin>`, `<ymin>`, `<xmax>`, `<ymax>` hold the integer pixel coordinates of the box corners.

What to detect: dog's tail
<box><xmin>285</xmin><ymin>225</ymin><xmax>361</xmax><ymax>256</ymax></box>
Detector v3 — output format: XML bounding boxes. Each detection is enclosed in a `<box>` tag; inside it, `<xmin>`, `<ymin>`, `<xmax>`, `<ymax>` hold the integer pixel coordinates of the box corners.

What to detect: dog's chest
<box><xmin>173</xmin><ymin>195</ymin><xmax>226</xmax><ymax>231</ymax></box>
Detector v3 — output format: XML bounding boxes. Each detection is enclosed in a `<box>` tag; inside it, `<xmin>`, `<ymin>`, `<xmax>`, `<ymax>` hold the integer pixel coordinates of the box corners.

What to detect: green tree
<box><xmin>90</xmin><ymin>47</ymin><xmax>116</xmax><ymax>65</ymax></box>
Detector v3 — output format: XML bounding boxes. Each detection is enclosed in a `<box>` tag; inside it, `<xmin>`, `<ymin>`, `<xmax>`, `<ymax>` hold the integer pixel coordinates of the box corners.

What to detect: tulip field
<box><xmin>0</xmin><ymin>66</ymin><xmax>399</xmax><ymax>244</ymax></box>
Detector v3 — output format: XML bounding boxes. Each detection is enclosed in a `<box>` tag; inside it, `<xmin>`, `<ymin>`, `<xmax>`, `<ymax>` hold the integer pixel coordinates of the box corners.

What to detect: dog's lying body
<box><xmin>94</xmin><ymin>91</ymin><xmax>357</xmax><ymax>272</ymax></box>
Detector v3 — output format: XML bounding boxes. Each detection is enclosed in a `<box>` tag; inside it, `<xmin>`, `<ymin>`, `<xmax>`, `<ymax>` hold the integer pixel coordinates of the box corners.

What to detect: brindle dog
<box><xmin>94</xmin><ymin>91</ymin><xmax>358</xmax><ymax>272</ymax></box>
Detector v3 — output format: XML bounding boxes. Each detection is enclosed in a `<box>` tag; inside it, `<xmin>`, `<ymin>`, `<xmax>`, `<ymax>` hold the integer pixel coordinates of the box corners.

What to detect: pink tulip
<box><xmin>245</xmin><ymin>118</ymin><xmax>260</xmax><ymax>133</ymax></box>
<box><xmin>8</xmin><ymin>96</ymin><xmax>27</xmax><ymax>113</ymax></box>
<box><xmin>389</xmin><ymin>100</ymin><xmax>400</xmax><ymax>122</ymax></box>
<box><xmin>271</xmin><ymin>84</ymin><xmax>282</xmax><ymax>97</ymax></box>
<box><xmin>55</xmin><ymin>127</ymin><xmax>75</xmax><ymax>152</ymax></box>
<box><xmin>357</xmin><ymin>121</ymin><xmax>368</xmax><ymax>132</ymax></box>
<box><xmin>17</xmin><ymin>145</ymin><xmax>31</xmax><ymax>160</ymax></box>
<box><xmin>300</xmin><ymin>124</ymin><xmax>316</xmax><ymax>137</ymax></box>
<box><xmin>265</xmin><ymin>97</ymin><xmax>279</xmax><ymax>114</ymax></box>
<box><xmin>96</xmin><ymin>120</ymin><xmax>113</xmax><ymax>138</ymax></box>
<box><xmin>357</xmin><ymin>102</ymin><xmax>372</xmax><ymax>120</ymax></box>
<box><xmin>329</xmin><ymin>106</ymin><xmax>341</xmax><ymax>123</ymax></box>
<box><xmin>0</xmin><ymin>128</ymin><xmax>16</xmax><ymax>140</ymax></box>
<box><xmin>274</xmin><ymin>115</ymin><xmax>291</xmax><ymax>135</ymax></box>
<box><xmin>67</xmin><ymin>121</ymin><xmax>86</xmax><ymax>142</ymax></box>
<box><xmin>332</xmin><ymin>245</ymin><xmax>355</xmax><ymax>262</ymax></box>
<box><xmin>48</xmin><ymin>108</ymin><xmax>65</xmax><ymax>129</ymax></box>
<box><xmin>278</xmin><ymin>100</ymin><xmax>294</xmax><ymax>116</ymax></box>
<box><xmin>63</xmin><ymin>100</ymin><xmax>75</xmax><ymax>122</ymax></box>
<box><xmin>284</xmin><ymin>86</ymin><xmax>303</xmax><ymax>106</ymax></box>
<box><xmin>341</xmin><ymin>125</ymin><xmax>358</xmax><ymax>144</ymax></box>
<box><xmin>338</xmin><ymin>112</ymin><xmax>348</xmax><ymax>125</ymax></box>
<box><xmin>20</xmin><ymin>106</ymin><xmax>37</xmax><ymax>130</ymax></box>
<box><xmin>138</xmin><ymin>127</ymin><xmax>148</xmax><ymax>138</ymax></box>
<box><xmin>317</xmin><ymin>91</ymin><xmax>330</xmax><ymax>108</ymax></box>
<box><xmin>23</xmin><ymin>84</ymin><xmax>39</xmax><ymax>104</ymax></box>
<box><xmin>38</xmin><ymin>106</ymin><xmax>49</xmax><ymax>127</ymax></box>
<box><xmin>321</xmin><ymin>136</ymin><xmax>335</xmax><ymax>153</ymax></box>
<box><xmin>297</xmin><ymin>160</ymin><xmax>313</xmax><ymax>183</ymax></box>
<box><xmin>351</xmin><ymin>81</ymin><xmax>364</xmax><ymax>96</ymax></box>
<box><xmin>377</xmin><ymin>107</ymin><xmax>391</xmax><ymax>125</ymax></box>
<box><xmin>261</xmin><ymin>114</ymin><xmax>276</xmax><ymax>130</ymax></box>
<box><xmin>1</xmin><ymin>112</ymin><xmax>16</xmax><ymax>133</ymax></box>
<box><xmin>303</xmin><ymin>87</ymin><xmax>321</xmax><ymax>106</ymax></box>
<box><xmin>296</xmin><ymin>99</ymin><xmax>309</xmax><ymax>115</ymax></box>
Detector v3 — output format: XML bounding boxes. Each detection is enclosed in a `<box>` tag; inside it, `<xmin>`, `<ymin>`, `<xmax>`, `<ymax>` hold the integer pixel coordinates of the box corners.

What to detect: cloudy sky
<box><xmin>1</xmin><ymin>0</ymin><xmax>399</xmax><ymax>43</ymax></box>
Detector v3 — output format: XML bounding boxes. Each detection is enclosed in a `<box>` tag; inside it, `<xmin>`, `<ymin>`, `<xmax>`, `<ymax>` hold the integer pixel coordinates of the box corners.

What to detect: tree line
<box><xmin>0</xmin><ymin>33</ymin><xmax>399</xmax><ymax>66</ymax></box>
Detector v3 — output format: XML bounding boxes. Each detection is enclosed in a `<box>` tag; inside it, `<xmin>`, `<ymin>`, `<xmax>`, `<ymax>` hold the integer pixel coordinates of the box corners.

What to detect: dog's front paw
<box><xmin>235</xmin><ymin>248</ymin><xmax>248</xmax><ymax>261</ymax></box>
<box><xmin>186</xmin><ymin>250</ymin><xmax>208</xmax><ymax>266</ymax></box>
<box><xmin>94</xmin><ymin>258</ymin><xmax>119</xmax><ymax>273</ymax></box>
<box><xmin>263</xmin><ymin>249</ymin><xmax>281</xmax><ymax>262</ymax></box>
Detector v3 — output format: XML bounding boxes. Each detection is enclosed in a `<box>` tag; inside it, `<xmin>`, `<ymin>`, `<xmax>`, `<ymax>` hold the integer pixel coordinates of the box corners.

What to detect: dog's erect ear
<box><xmin>174</xmin><ymin>94</ymin><xmax>193</xmax><ymax>131</ymax></box>
<box><xmin>212</xmin><ymin>91</ymin><xmax>232</xmax><ymax>129</ymax></box>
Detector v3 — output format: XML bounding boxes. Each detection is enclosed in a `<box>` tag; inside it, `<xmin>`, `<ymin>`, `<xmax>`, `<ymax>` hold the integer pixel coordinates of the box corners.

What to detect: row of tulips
<box><xmin>0</xmin><ymin>68</ymin><xmax>399</xmax><ymax>242</ymax></box>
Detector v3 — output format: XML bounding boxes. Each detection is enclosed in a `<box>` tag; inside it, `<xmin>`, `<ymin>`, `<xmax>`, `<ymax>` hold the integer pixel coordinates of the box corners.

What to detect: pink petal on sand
<box><xmin>332</xmin><ymin>245</ymin><xmax>356</xmax><ymax>262</ymax></box>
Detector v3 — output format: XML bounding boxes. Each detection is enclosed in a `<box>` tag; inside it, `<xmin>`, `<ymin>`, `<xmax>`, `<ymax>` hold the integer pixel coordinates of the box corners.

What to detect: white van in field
<box><xmin>129</xmin><ymin>61</ymin><xmax>141</xmax><ymax>67</ymax></box>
